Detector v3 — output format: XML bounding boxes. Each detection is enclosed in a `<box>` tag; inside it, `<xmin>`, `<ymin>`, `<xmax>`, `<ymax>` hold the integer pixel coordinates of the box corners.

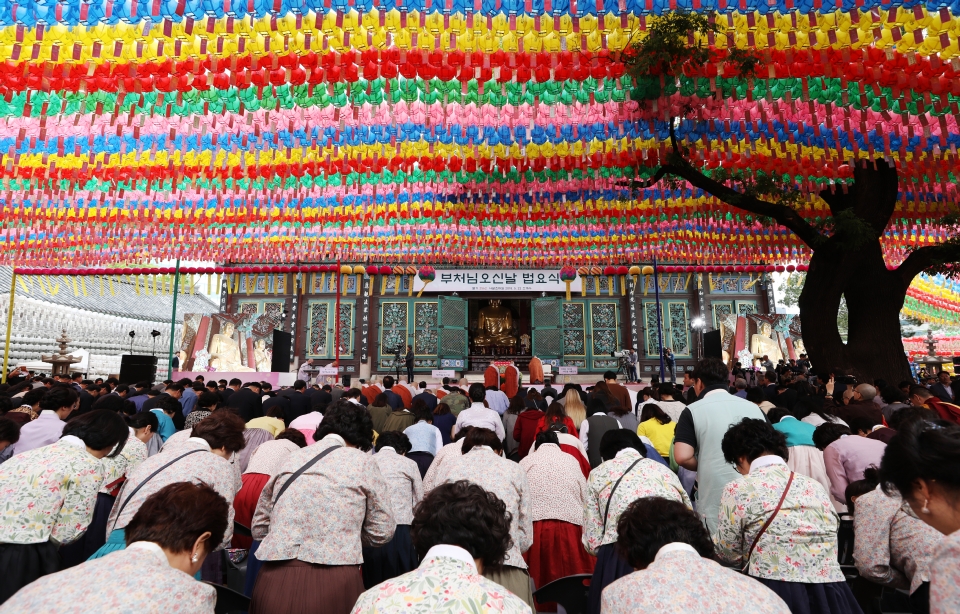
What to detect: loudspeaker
<box><xmin>703</xmin><ymin>330</ymin><xmax>722</xmax><ymax>358</ymax></box>
<box><xmin>341</xmin><ymin>374</ymin><xmax>352</xmax><ymax>387</ymax></box>
<box><xmin>271</xmin><ymin>330</ymin><xmax>292</xmax><ymax>372</ymax></box>
<box><xmin>119</xmin><ymin>355</ymin><xmax>158</xmax><ymax>384</ymax></box>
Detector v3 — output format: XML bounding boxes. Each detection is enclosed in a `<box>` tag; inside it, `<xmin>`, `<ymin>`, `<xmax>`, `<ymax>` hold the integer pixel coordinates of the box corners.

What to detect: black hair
<box><xmin>275</xmin><ymin>429</ymin><xmax>308</xmax><ymax>447</ymax></box>
<box><xmin>889</xmin><ymin>406</ymin><xmax>939</xmax><ymax>431</ymax></box>
<box><xmin>345</xmin><ymin>388</ymin><xmax>362</xmax><ymax>399</ymax></box>
<box><xmin>849</xmin><ymin>416</ymin><xmax>881</xmax><ymax>435</ymax></box>
<box><xmin>0</xmin><ymin>396</ymin><xmax>10</xmax><ymax>415</ymax></box>
<box><xmin>229</xmin><ymin>378</ymin><xmax>242</xmax><ymax>387</ymax></box>
<box><xmin>845</xmin><ymin>467</ymin><xmax>881</xmax><ymax>510</ymax></box>
<box><xmin>880</xmin><ymin>420</ymin><xmax>960</xmax><ymax>501</ymax></box>
<box><xmin>599</xmin><ymin>430</ymin><xmax>646</xmax><ymax>462</ymax></box>
<box><xmin>62</xmin><ymin>410</ymin><xmax>129</xmax><ymax>457</ymax></box>
<box><xmin>434</xmin><ymin>402</ymin><xmax>452</xmax><ymax>416</ymax></box>
<box><xmin>765</xmin><ymin>407</ymin><xmax>792</xmax><ymax>424</ymax></box>
<box><xmin>125</xmin><ymin>482</ymin><xmax>229</xmax><ymax>555</ymax></box>
<box><xmin>165</xmin><ymin>384</ymin><xmax>185</xmax><ymax>394</ymax></box>
<box><xmin>39</xmin><ymin>386</ymin><xmax>78</xmax><ymax>412</ymax></box>
<box><xmin>373</xmin><ymin>393</ymin><xmax>389</xmax><ymax>407</ymax></box>
<box><xmin>657</xmin><ymin>383</ymin><xmax>679</xmax><ymax>398</ymax></box>
<box><xmin>192</xmin><ymin>411</ymin><xmax>247</xmax><ymax>452</ymax></box>
<box><xmin>21</xmin><ymin>387</ymin><xmax>48</xmax><ymax>408</ymax></box>
<box><xmin>92</xmin><ymin>394</ymin><xmax>126</xmax><ymax>412</ymax></box>
<box><xmin>461</xmin><ymin>427</ymin><xmax>503</xmax><ymax>454</ymax></box>
<box><xmin>880</xmin><ymin>386</ymin><xmax>908</xmax><ymax>405</ymax></box>
<box><xmin>764</xmin><ymin>370</ymin><xmax>779</xmax><ymax>384</ymax></box>
<box><xmin>812</xmin><ymin>423</ymin><xmax>853</xmax><ymax>451</ymax></box>
<box><xmin>616</xmin><ymin>497</ymin><xmax>715</xmax><ymax>569</ymax></box>
<box><xmin>376</xmin><ymin>431</ymin><xmax>412</xmax><ymax>454</ymax></box>
<box><xmin>468</xmin><ymin>382</ymin><xmax>487</xmax><ymax>403</ymax></box>
<box><xmin>534</xmin><ymin>430</ymin><xmax>559</xmax><ymax>450</ymax></box>
<box><xmin>242</xmin><ymin>381</ymin><xmax>260</xmax><ymax>390</ymax></box>
<box><xmin>197</xmin><ymin>391</ymin><xmax>220</xmax><ymax>410</ymax></box>
<box><xmin>639</xmin><ymin>403</ymin><xmax>672</xmax><ymax>425</ymax></box>
<box><xmin>744</xmin><ymin>387</ymin><xmax>766</xmax><ymax>406</ymax></box>
<box><xmin>721</xmin><ymin>418</ymin><xmax>789</xmax><ymax>464</ymax></box>
<box><xmin>603</xmin><ymin>370</ymin><xmax>618</xmax><ymax>381</ymax></box>
<box><xmin>793</xmin><ymin>397</ymin><xmax>839</xmax><ymax>426</ymax></box>
<box><xmin>155</xmin><ymin>396</ymin><xmax>181</xmax><ymax>416</ymax></box>
<box><xmin>587</xmin><ymin>398</ymin><xmax>608</xmax><ymax>417</ymax></box>
<box><xmin>412</xmin><ymin>404</ymin><xmax>434</xmax><ymax>423</ymax></box>
<box><xmin>0</xmin><ymin>417</ymin><xmax>20</xmax><ymax>445</ymax></box>
<box><xmin>315</xmin><ymin>400</ymin><xmax>374</xmax><ymax>451</ymax></box>
<box><xmin>383</xmin><ymin>375</ymin><xmax>395</xmax><ymax>389</ymax></box>
<box><xmin>127</xmin><ymin>410</ymin><xmax>159</xmax><ymax>432</ymax></box>
<box><xmin>293</xmin><ymin>379</ymin><xmax>307</xmax><ymax>391</ymax></box>
<box><xmin>453</xmin><ymin>425</ymin><xmax>475</xmax><ymax>443</ymax></box>
<box><xmin>411</xmin><ymin>480</ymin><xmax>513</xmax><ymax>569</ymax></box>
<box><xmin>691</xmin><ymin>357</ymin><xmax>729</xmax><ymax>387</ymax></box>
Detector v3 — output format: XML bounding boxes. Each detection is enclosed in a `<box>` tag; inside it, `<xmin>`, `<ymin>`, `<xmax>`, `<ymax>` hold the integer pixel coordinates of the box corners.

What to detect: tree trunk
<box><xmin>798</xmin><ymin>239</ymin><xmax>910</xmax><ymax>385</ymax></box>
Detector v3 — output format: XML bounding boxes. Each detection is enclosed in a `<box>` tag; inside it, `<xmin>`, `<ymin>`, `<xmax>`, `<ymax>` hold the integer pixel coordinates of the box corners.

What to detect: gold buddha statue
<box><xmin>473</xmin><ymin>299</ymin><xmax>518</xmax><ymax>347</ymax></box>
<box><xmin>209</xmin><ymin>322</ymin><xmax>255</xmax><ymax>372</ymax></box>
<box><xmin>750</xmin><ymin>322</ymin><xmax>783</xmax><ymax>365</ymax></box>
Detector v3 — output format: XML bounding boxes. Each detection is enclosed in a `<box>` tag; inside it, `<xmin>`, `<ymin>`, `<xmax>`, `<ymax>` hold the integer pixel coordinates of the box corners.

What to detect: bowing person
<box><xmin>0</xmin><ymin>410</ymin><xmax>128</xmax><ymax>603</ymax></box>
<box><xmin>363</xmin><ymin>431</ymin><xmax>423</xmax><ymax>588</ymax></box>
<box><xmin>715</xmin><ymin>418</ymin><xmax>861</xmax><ymax>614</ymax></box>
<box><xmin>249</xmin><ymin>400</ymin><xmax>396</xmax><ymax>614</ymax></box>
<box><xmin>583</xmin><ymin>430</ymin><xmax>691</xmax><ymax>614</ymax></box>
<box><xmin>351</xmin><ymin>481</ymin><xmax>531</xmax><ymax>614</ymax></box>
<box><xmin>91</xmin><ymin>411</ymin><xmax>245</xmax><ymax>561</ymax></box>
<box><xmin>437</xmin><ymin>428</ymin><xmax>534</xmax><ymax>609</ymax></box>
<box><xmin>0</xmin><ymin>482</ymin><xmax>228</xmax><ymax>613</ymax></box>
<box><xmin>600</xmin><ymin>497</ymin><xmax>790</xmax><ymax>614</ymax></box>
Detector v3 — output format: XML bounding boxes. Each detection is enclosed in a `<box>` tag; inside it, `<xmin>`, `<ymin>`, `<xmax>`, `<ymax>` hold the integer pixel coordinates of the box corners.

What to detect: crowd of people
<box><xmin>0</xmin><ymin>360</ymin><xmax>959</xmax><ymax>614</ymax></box>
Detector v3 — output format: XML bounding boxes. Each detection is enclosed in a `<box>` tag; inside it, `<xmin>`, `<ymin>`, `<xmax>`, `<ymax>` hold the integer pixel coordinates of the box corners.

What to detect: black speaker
<box><xmin>119</xmin><ymin>355</ymin><xmax>158</xmax><ymax>384</ymax></box>
<box><xmin>703</xmin><ymin>330</ymin><xmax>722</xmax><ymax>358</ymax></box>
<box><xmin>341</xmin><ymin>374</ymin><xmax>352</xmax><ymax>387</ymax></box>
<box><xmin>271</xmin><ymin>330</ymin><xmax>292</xmax><ymax>372</ymax></box>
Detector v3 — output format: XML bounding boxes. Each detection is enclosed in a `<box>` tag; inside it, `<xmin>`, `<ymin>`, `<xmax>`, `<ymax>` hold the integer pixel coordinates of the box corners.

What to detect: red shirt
<box><xmin>534</xmin><ymin>416</ymin><xmax>579</xmax><ymax>439</ymax></box>
<box><xmin>513</xmin><ymin>409</ymin><xmax>545</xmax><ymax>460</ymax></box>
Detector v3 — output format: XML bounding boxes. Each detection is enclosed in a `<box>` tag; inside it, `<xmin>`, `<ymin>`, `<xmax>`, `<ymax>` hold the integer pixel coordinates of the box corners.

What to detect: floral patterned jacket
<box><xmin>0</xmin><ymin>541</ymin><xmax>216</xmax><ymax>613</ymax></box>
<box><xmin>931</xmin><ymin>530</ymin><xmax>960</xmax><ymax>614</ymax></box>
<box><xmin>373</xmin><ymin>447</ymin><xmax>423</xmax><ymax>526</ymax></box>
<box><xmin>351</xmin><ymin>547</ymin><xmax>532</xmax><ymax>614</ymax></box>
<box><xmin>252</xmin><ymin>434</ymin><xmax>396</xmax><ymax>565</ymax></box>
<box><xmin>0</xmin><ymin>437</ymin><xmax>103</xmax><ymax>545</ymax></box>
<box><xmin>107</xmin><ymin>438</ymin><xmax>240</xmax><ymax>549</ymax></box>
<box><xmin>853</xmin><ymin>487</ymin><xmax>941</xmax><ymax>593</ymax></box>
<box><xmin>601</xmin><ymin>545</ymin><xmax>791</xmax><ymax>614</ymax></box>
<box><xmin>98</xmin><ymin>433</ymin><xmax>148</xmax><ymax>496</ymax></box>
<box><xmin>438</xmin><ymin>446</ymin><xmax>533</xmax><ymax>569</ymax></box>
<box><xmin>714</xmin><ymin>460</ymin><xmax>846</xmax><ymax>583</ymax></box>
<box><xmin>583</xmin><ymin>449</ymin><xmax>692</xmax><ymax>555</ymax></box>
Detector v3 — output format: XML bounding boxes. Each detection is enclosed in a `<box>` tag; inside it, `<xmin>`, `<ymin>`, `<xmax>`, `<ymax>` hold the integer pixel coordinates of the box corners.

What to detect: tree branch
<box><xmin>897</xmin><ymin>241</ymin><xmax>960</xmax><ymax>286</ymax></box>
<box><xmin>662</xmin><ymin>157</ymin><xmax>823</xmax><ymax>248</ymax></box>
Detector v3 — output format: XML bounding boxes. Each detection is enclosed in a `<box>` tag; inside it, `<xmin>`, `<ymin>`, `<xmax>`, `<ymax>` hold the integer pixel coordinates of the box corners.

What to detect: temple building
<box><xmin>190</xmin><ymin>266</ymin><xmax>775</xmax><ymax>381</ymax></box>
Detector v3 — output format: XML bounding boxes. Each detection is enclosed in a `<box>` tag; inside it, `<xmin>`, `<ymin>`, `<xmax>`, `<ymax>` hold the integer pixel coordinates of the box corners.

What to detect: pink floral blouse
<box><xmin>518</xmin><ymin>443</ymin><xmax>588</xmax><ymax>526</ymax></box>
<box><xmin>931</xmin><ymin>530</ymin><xmax>960</xmax><ymax>614</ymax></box>
<box><xmin>853</xmin><ymin>487</ymin><xmax>941</xmax><ymax>593</ymax></box>
<box><xmin>252</xmin><ymin>434</ymin><xmax>396</xmax><ymax>565</ymax></box>
<box><xmin>714</xmin><ymin>460</ymin><xmax>846</xmax><ymax>583</ymax></box>
<box><xmin>0</xmin><ymin>541</ymin><xmax>216</xmax><ymax>612</ymax></box>
<box><xmin>0</xmin><ymin>438</ymin><xmax>103</xmax><ymax>545</ymax></box>
<box><xmin>373</xmin><ymin>447</ymin><xmax>423</xmax><ymax>526</ymax></box>
<box><xmin>583</xmin><ymin>449</ymin><xmax>691</xmax><ymax>555</ymax></box>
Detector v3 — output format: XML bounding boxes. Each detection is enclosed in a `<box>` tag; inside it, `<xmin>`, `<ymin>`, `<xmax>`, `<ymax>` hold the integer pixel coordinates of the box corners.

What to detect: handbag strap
<box><xmin>742</xmin><ymin>471</ymin><xmax>795</xmax><ymax>573</ymax></box>
<box><xmin>602</xmin><ymin>457</ymin><xmax>644</xmax><ymax>535</ymax></box>
<box><xmin>111</xmin><ymin>448</ymin><xmax>205</xmax><ymax>532</ymax></box>
<box><xmin>273</xmin><ymin>444</ymin><xmax>342</xmax><ymax>503</ymax></box>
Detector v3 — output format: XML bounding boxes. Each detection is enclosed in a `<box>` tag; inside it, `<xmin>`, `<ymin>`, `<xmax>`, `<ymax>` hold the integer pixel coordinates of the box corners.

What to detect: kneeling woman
<box><xmin>250</xmin><ymin>401</ymin><xmax>396</xmax><ymax>614</ymax></box>
<box><xmin>2</xmin><ymin>482</ymin><xmax>228</xmax><ymax>612</ymax></box>
<box><xmin>92</xmin><ymin>411</ymin><xmax>246</xmax><ymax>561</ymax></box>
<box><xmin>363</xmin><ymin>431</ymin><xmax>423</xmax><ymax>588</ymax></box>
<box><xmin>715</xmin><ymin>418</ymin><xmax>862</xmax><ymax>614</ymax></box>
<box><xmin>0</xmin><ymin>410</ymin><xmax>129</xmax><ymax>603</ymax></box>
